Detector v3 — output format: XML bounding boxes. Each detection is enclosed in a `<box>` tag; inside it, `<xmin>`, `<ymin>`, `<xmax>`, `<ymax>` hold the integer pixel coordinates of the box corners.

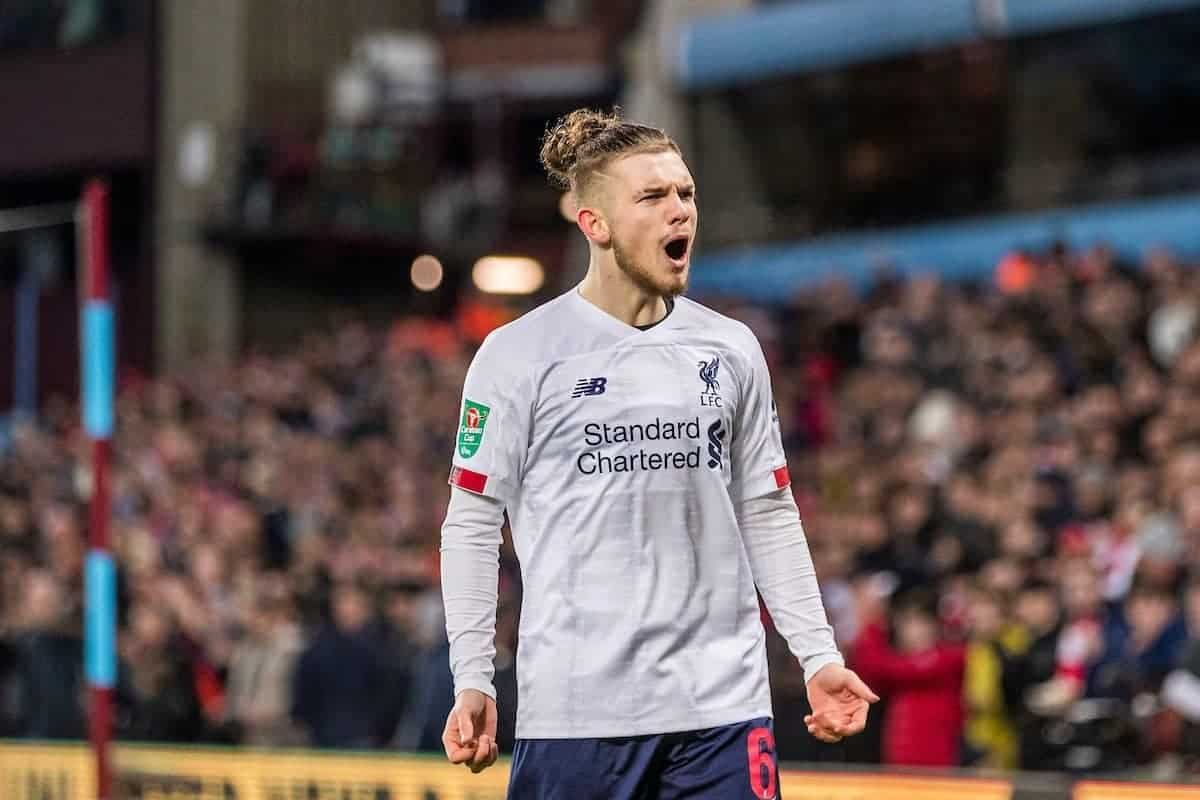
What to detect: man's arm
<box><xmin>737</xmin><ymin>486</ymin><xmax>879</xmax><ymax>742</ymax></box>
<box><xmin>439</xmin><ymin>485</ymin><xmax>504</xmax><ymax>772</ymax></box>
<box><xmin>440</xmin><ymin>486</ymin><xmax>505</xmax><ymax>700</ymax></box>
<box><xmin>727</xmin><ymin>326</ymin><xmax>877</xmax><ymax>742</ymax></box>
<box><xmin>736</xmin><ymin>486</ymin><xmax>843</xmax><ymax>682</ymax></box>
<box><xmin>440</xmin><ymin>333</ymin><xmax>530</xmax><ymax>772</ymax></box>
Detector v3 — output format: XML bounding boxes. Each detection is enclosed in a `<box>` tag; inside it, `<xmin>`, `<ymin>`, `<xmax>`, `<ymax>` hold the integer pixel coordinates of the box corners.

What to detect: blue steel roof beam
<box><xmin>678</xmin><ymin>0</ymin><xmax>1200</xmax><ymax>90</ymax></box>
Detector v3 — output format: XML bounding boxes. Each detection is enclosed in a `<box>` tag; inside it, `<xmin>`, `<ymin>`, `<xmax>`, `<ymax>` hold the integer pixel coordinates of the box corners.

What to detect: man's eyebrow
<box><xmin>637</xmin><ymin>183</ymin><xmax>695</xmax><ymax>195</ymax></box>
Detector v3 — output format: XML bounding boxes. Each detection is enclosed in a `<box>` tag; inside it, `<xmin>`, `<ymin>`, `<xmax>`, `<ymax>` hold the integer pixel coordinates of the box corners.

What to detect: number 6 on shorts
<box><xmin>747</xmin><ymin>726</ymin><xmax>778</xmax><ymax>799</ymax></box>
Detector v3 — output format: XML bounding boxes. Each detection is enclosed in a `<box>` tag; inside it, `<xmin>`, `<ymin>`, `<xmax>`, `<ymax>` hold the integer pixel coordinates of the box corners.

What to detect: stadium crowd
<box><xmin>3</xmin><ymin>243</ymin><xmax>1200</xmax><ymax>775</ymax></box>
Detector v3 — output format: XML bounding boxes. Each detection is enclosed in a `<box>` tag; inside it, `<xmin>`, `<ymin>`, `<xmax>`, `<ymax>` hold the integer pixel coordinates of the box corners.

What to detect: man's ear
<box><xmin>577</xmin><ymin>206</ymin><xmax>611</xmax><ymax>247</ymax></box>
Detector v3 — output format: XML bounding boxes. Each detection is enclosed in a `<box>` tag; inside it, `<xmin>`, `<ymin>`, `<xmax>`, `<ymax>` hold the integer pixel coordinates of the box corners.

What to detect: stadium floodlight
<box><xmin>410</xmin><ymin>254</ymin><xmax>444</xmax><ymax>291</ymax></box>
<box><xmin>471</xmin><ymin>255</ymin><xmax>544</xmax><ymax>295</ymax></box>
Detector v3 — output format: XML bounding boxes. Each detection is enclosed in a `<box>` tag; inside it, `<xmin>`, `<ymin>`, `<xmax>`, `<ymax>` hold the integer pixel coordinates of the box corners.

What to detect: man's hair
<box><xmin>539</xmin><ymin>107</ymin><xmax>679</xmax><ymax>198</ymax></box>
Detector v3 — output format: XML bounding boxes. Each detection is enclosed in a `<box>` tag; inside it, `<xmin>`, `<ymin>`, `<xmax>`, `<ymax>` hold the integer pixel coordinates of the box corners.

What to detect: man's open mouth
<box><xmin>664</xmin><ymin>237</ymin><xmax>689</xmax><ymax>261</ymax></box>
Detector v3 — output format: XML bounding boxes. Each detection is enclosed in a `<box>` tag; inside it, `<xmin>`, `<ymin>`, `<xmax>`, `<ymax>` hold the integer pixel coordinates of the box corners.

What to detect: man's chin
<box><xmin>614</xmin><ymin>249</ymin><xmax>688</xmax><ymax>298</ymax></box>
<box><xmin>661</xmin><ymin>270</ymin><xmax>688</xmax><ymax>297</ymax></box>
<box><xmin>662</xmin><ymin>280</ymin><xmax>687</xmax><ymax>298</ymax></box>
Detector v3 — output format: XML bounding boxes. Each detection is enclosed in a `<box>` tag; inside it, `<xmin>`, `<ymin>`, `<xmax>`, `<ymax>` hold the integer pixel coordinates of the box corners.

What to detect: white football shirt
<box><xmin>448</xmin><ymin>288</ymin><xmax>798</xmax><ymax>739</ymax></box>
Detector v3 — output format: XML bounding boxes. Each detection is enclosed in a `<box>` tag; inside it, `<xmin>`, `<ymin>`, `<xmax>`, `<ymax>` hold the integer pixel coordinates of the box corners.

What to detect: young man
<box><xmin>440</xmin><ymin>108</ymin><xmax>877</xmax><ymax>798</ymax></box>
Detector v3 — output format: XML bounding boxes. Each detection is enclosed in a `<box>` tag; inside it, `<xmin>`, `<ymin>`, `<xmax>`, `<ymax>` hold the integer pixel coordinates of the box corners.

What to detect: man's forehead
<box><xmin>597</xmin><ymin>151</ymin><xmax>692</xmax><ymax>190</ymax></box>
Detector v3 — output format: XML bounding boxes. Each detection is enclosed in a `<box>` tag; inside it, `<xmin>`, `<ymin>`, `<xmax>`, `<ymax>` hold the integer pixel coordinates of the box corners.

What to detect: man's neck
<box><xmin>578</xmin><ymin>262</ymin><xmax>668</xmax><ymax>328</ymax></box>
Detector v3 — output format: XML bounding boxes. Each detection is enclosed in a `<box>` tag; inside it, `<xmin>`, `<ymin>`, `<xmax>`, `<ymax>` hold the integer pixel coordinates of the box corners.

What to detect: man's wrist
<box><xmin>454</xmin><ymin>679</ymin><xmax>497</xmax><ymax>700</ymax></box>
<box><xmin>803</xmin><ymin>653</ymin><xmax>846</xmax><ymax>684</ymax></box>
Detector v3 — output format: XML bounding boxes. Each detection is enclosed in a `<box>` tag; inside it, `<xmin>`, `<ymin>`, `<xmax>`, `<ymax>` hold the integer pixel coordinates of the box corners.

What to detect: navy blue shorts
<box><xmin>506</xmin><ymin>717</ymin><xmax>781</xmax><ymax>800</ymax></box>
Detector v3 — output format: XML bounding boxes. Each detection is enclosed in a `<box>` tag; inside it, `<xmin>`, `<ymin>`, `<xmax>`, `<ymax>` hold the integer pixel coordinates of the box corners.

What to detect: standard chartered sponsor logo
<box><xmin>577</xmin><ymin>448</ymin><xmax>702</xmax><ymax>474</ymax></box>
<box><xmin>576</xmin><ymin>417</ymin><xmax>705</xmax><ymax>475</ymax></box>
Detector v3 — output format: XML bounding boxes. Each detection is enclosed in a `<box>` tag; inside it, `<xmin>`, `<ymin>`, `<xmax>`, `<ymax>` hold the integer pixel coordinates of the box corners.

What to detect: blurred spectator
<box><xmin>372</xmin><ymin>578</ymin><xmax>427</xmax><ymax>746</ymax></box>
<box><xmin>291</xmin><ymin>580</ymin><xmax>385</xmax><ymax>749</ymax></box>
<box><xmin>6</xmin><ymin>569</ymin><xmax>84</xmax><ymax>739</ymax></box>
<box><xmin>222</xmin><ymin>580</ymin><xmax>305</xmax><ymax>747</ymax></box>
<box><xmin>117</xmin><ymin>602</ymin><xmax>205</xmax><ymax>743</ymax></box>
<box><xmin>1161</xmin><ymin>578</ymin><xmax>1200</xmax><ymax>762</ymax></box>
<box><xmin>1024</xmin><ymin>559</ymin><xmax>1108</xmax><ymax>716</ymax></box>
<box><xmin>963</xmin><ymin>584</ymin><xmax>1029</xmax><ymax>768</ymax></box>
<box><xmin>1005</xmin><ymin>579</ymin><xmax>1067</xmax><ymax>770</ymax></box>
<box><xmin>853</xmin><ymin>589</ymin><xmax>966</xmax><ymax>767</ymax></box>
<box><xmin>1094</xmin><ymin>579</ymin><xmax>1187</xmax><ymax>700</ymax></box>
<box><xmin>389</xmin><ymin>602</ymin><xmax>455</xmax><ymax>753</ymax></box>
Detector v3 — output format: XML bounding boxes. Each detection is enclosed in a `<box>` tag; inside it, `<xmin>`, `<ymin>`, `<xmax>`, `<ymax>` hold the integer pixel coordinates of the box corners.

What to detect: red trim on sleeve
<box><xmin>449</xmin><ymin>466</ymin><xmax>488</xmax><ymax>494</ymax></box>
<box><xmin>773</xmin><ymin>465</ymin><xmax>791</xmax><ymax>489</ymax></box>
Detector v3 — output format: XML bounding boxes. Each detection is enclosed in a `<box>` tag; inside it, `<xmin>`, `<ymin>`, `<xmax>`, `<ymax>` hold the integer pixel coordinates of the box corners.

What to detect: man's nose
<box><xmin>667</xmin><ymin>193</ymin><xmax>690</xmax><ymax>225</ymax></box>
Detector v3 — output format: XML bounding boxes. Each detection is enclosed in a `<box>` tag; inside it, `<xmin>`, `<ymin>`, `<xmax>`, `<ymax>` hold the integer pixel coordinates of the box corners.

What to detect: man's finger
<box><xmin>445</xmin><ymin>741</ymin><xmax>475</xmax><ymax>765</ymax></box>
<box><xmin>442</xmin><ymin>713</ymin><xmax>467</xmax><ymax>762</ymax></box>
<box><xmin>809</xmin><ymin>709</ymin><xmax>850</xmax><ymax>730</ymax></box>
<box><xmin>470</xmin><ymin>739</ymin><xmax>500</xmax><ymax>774</ymax></box>
<box><xmin>807</xmin><ymin>723</ymin><xmax>842</xmax><ymax>743</ymax></box>
<box><xmin>465</xmin><ymin>743</ymin><xmax>499</xmax><ymax>772</ymax></box>
<box><xmin>476</xmin><ymin>741</ymin><xmax>499</xmax><ymax>773</ymax></box>
<box><xmin>846</xmin><ymin>671</ymin><xmax>881</xmax><ymax>703</ymax></box>
<box><xmin>842</xmin><ymin>709</ymin><xmax>867</xmax><ymax>734</ymax></box>
<box><xmin>811</xmin><ymin>714</ymin><xmax>849</xmax><ymax>738</ymax></box>
<box><xmin>806</xmin><ymin>713</ymin><xmax>831</xmax><ymax>732</ymax></box>
<box><xmin>456</xmin><ymin>708</ymin><xmax>477</xmax><ymax>748</ymax></box>
<box><xmin>819</xmin><ymin>714</ymin><xmax>851</xmax><ymax>737</ymax></box>
<box><xmin>832</xmin><ymin>719</ymin><xmax>857</xmax><ymax>736</ymax></box>
<box><xmin>469</xmin><ymin>734</ymin><xmax>492</xmax><ymax>771</ymax></box>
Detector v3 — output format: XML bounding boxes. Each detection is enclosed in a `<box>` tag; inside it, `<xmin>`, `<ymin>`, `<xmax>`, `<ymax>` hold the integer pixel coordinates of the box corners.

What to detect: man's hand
<box><xmin>442</xmin><ymin>689</ymin><xmax>499</xmax><ymax>773</ymax></box>
<box><xmin>805</xmin><ymin>663</ymin><xmax>879</xmax><ymax>743</ymax></box>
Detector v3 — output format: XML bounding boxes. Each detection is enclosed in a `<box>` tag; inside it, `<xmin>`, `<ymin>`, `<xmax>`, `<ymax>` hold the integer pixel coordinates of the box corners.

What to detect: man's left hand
<box><xmin>805</xmin><ymin>663</ymin><xmax>879</xmax><ymax>743</ymax></box>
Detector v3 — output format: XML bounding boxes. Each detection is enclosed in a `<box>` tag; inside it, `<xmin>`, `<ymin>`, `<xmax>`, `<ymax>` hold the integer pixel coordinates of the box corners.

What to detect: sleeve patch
<box><xmin>457</xmin><ymin>400</ymin><xmax>491</xmax><ymax>458</ymax></box>
<box><xmin>449</xmin><ymin>466</ymin><xmax>488</xmax><ymax>494</ymax></box>
<box><xmin>773</xmin><ymin>465</ymin><xmax>791</xmax><ymax>489</ymax></box>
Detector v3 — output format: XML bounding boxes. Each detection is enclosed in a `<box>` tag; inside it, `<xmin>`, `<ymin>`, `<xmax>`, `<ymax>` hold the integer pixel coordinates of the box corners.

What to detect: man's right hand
<box><xmin>442</xmin><ymin>689</ymin><xmax>499</xmax><ymax>773</ymax></box>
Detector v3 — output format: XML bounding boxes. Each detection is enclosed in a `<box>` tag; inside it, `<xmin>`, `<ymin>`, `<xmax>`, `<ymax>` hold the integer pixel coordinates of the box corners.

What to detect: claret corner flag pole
<box><xmin>80</xmin><ymin>178</ymin><xmax>115</xmax><ymax>800</ymax></box>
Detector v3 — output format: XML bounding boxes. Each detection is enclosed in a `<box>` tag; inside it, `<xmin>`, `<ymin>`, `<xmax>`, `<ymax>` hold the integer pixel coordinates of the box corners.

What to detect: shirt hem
<box><xmin>514</xmin><ymin>704</ymin><xmax>775</xmax><ymax>740</ymax></box>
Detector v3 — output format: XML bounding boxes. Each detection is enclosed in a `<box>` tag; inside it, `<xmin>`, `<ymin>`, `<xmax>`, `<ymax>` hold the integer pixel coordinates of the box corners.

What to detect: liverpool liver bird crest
<box><xmin>698</xmin><ymin>356</ymin><xmax>720</xmax><ymax>395</ymax></box>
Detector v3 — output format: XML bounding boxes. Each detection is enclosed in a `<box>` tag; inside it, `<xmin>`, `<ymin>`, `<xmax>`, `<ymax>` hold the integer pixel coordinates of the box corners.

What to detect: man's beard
<box><xmin>613</xmin><ymin>237</ymin><xmax>687</xmax><ymax>298</ymax></box>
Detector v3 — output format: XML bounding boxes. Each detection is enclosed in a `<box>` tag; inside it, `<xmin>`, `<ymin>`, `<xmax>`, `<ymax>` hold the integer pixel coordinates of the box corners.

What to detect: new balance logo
<box><xmin>571</xmin><ymin>377</ymin><xmax>608</xmax><ymax>398</ymax></box>
<box><xmin>707</xmin><ymin>420</ymin><xmax>725</xmax><ymax>469</ymax></box>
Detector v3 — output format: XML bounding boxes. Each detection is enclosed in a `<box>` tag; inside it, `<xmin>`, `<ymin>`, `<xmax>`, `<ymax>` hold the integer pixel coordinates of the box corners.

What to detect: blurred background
<box><xmin>3</xmin><ymin>1</ymin><xmax>1200</xmax><ymax>798</ymax></box>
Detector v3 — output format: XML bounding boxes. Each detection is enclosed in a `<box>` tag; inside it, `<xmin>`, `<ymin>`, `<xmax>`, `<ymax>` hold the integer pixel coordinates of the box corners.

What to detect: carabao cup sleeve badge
<box><xmin>458</xmin><ymin>400</ymin><xmax>491</xmax><ymax>458</ymax></box>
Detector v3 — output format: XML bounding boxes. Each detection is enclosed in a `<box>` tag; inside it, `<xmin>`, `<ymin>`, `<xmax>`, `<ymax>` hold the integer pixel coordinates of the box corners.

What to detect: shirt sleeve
<box><xmin>729</xmin><ymin>329</ymin><xmax>791</xmax><ymax>504</ymax></box>
<box><xmin>448</xmin><ymin>333</ymin><xmax>531</xmax><ymax>505</ymax></box>
<box><xmin>441</xmin><ymin>485</ymin><xmax>506</xmax><ymax>700</ymax></box>
<box><xmin>737</xmin><ymin>487</ymin><xmax>844</xmax><ymax>683</ymax></box>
